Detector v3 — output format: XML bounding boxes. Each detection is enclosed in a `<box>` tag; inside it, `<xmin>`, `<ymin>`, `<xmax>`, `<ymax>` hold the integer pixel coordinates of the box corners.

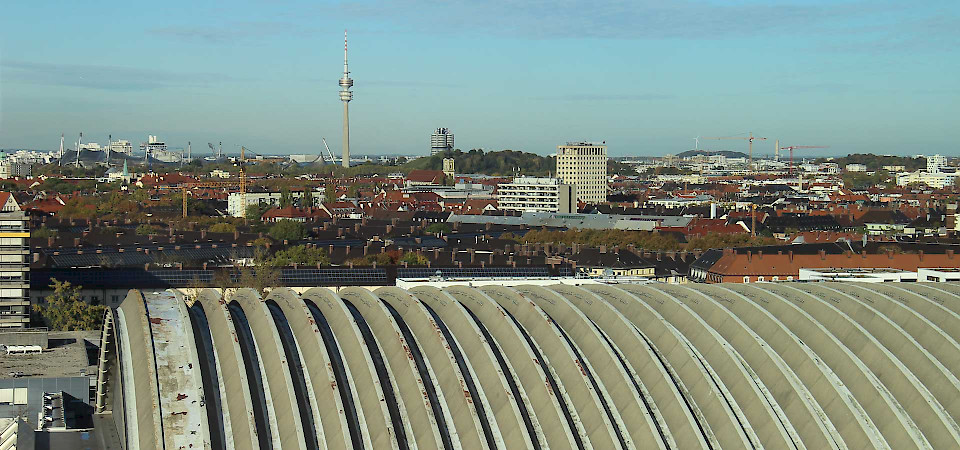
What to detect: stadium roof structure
<box><xmin>95</xmin><ymin>282</ymin><xmax>960</xmax><ymax>448</ymax></box>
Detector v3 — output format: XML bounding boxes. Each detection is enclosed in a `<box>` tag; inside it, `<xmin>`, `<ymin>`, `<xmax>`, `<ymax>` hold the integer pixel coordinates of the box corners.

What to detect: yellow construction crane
<box><xmin>181</xmin><ymin>146</ymin><xmax>251</xmax><ymax>218</ymax></box>
<box><xmin>701</xmin><ymin>132</ymin><xmax>768</xmax><ymax>168</ymax></box>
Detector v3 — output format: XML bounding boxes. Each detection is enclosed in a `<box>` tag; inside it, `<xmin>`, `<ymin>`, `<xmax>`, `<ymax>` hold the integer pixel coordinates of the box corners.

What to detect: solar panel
<box><xmin>397</xmin><ymin>267</ymin><xmax>555</xmax><ymax>279</ymax></box>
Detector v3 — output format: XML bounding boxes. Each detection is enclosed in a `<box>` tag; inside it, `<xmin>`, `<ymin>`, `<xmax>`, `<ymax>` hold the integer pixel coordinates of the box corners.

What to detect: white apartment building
<box><xmin>430</xmin><ymin>128</ymin><xmax>454</xmax><ymax>156</ymax></box>
<box><xmin>556</xmin><ymin>141</ymin><xmax>607</xmax><ymax>204</ymax></box>
<box><xmin>227</xmin><ymin>189</ymin><xmax>326</xmax><ymax>217</ymax></box>
<box><xmin>896</xmin><ymin>170</ymin><xmax>960</xmax><ymax>189</ymax></box>
<box><xmin>0</xmin><ymin>154</ymin><xmax>30</xmax><ymax>179</ymax></box>
<box><xmin>845</xmin><ymin>164</ymin><xmax>867</xmax><ymax>172</ymax></box>
<box><xmin>0</xmin><ymin>194</ymin><xmax>29</xmax><ymax>328</ymax></box>
<box><xmin>928</xmin><ymin>154</ymin><xmax>948</xmax><ymax>173</ymax></box>
<box><xmin>497</xmin><ymin>177</ymin><xmax>577</xmax><ymax>214</ymax></box>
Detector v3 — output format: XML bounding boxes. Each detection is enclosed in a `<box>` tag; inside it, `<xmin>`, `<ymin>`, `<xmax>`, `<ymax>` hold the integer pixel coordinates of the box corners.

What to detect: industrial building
<box><xmin>95</xmin><ymin>282</ymin><xmax>960</xmax><ymax>448</ymax></box>
<box><xmin>556</xmin><ymin>141</ymin><xmax>607</xmax><ymax>204</ymax></box>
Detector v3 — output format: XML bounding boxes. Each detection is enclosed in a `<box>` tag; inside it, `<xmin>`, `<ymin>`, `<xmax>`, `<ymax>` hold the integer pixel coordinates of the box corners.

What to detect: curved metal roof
<box><xmin>97</xmin><ymin>282</ymin><xmax>960</xmax><ymax>449</ymax></box>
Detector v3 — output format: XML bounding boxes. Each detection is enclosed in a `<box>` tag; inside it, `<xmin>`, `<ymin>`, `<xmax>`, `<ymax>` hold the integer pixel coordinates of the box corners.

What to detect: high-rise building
<box><xmin>928</xmin><ymin>154</ymin><xmax>947</xmax><ymax>173</ymax></box>
<box><xmin>0</xmin><ymin>193</ymin><xmax>29</xmax><ymax>328</ymax></box>
<box><xmin>497</xmin><ymin>177</ymin><xmax>577</xmax><ymax>213</ymax></box>
<box><xmin>431</xmin><ymin>128</ymin><xmax>454</xmax><ymax>156</ymax></box>
<box><xmin>109</xmin><ymin>139</ymin><xmax>133</xmax><ymax>154</ymax></box>
<box><xmin>339</xmin><ymin>30</ymin><xmax>354</xmax><ymax>168</ymax></box>
<box><xmin>556</xmin><ymin>141</ymin><xmax>607</xmax><ymax>204</ymax></box>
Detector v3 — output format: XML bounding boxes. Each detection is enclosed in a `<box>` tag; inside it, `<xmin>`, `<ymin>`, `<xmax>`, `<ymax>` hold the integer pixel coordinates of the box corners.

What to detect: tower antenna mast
<box><xmin>339</xmin><ymin>29</ymin><xmax>354</xmax><ymax>168</ymax></box>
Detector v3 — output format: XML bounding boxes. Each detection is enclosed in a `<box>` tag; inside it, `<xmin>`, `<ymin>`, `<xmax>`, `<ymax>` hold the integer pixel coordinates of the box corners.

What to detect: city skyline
<box><xmin>1</xmin><ymin>1</ymin><xmax>958</xmax><ymax>157</ymax></box>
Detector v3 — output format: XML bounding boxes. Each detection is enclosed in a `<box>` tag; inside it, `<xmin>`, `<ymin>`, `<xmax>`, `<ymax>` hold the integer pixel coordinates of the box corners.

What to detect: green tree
<box><xmin>265</xmin><ymin>245</ymin><xmax>331</xmax><ymax>267</ymax></box>
<box><xmin>301</xmin><ymin>189</ymin><xmax>314</xmax><ymax>208</ymax></box>
<box><xmin>324</xmin><ymin>185</ymin><xmax>337</xmax><ymax>203</ymax></box>
<box><xmin>135</xmin><ymin>224</ymin><xmax>161</xmax><ymax>235</ymax></box>
<box><xmin>268</xmin><ymin>219</ymin><xmax>307</xmax><ymax>241</ymax></box>
<box><xmin>399</xmin><ymin>252</ymin><xmax>429</xmax><ymax>265</ymax></box>
<box><xmin>279</xmin><ymin>187</ymin><xmax>293</xmax><ymax>208</ymax></box>
<box><xmin>33</xmin><ymin>279</ymin><xmax>107</xmax><ymax>331</ymax></box>
<box><xmin>425</xmin><ymin>223</ymin><xmax>452</xmax><ymax>235</ymax></box>
<box><xmin>208</xmin><ymin>222</ymin><xmax>237</xmax><ymax>234</ymax></box>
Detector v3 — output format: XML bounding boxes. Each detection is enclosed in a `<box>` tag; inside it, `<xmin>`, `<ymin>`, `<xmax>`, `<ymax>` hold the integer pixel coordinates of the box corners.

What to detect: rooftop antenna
<box><xmin>75</xmin><ymin>132</ymin><xmax>83</xmax><ymax>168</ymax></box>
<box><xmin>339</xmin><ymin>29</ymin><xmax>354</xmax><ymax>168</ymax></box>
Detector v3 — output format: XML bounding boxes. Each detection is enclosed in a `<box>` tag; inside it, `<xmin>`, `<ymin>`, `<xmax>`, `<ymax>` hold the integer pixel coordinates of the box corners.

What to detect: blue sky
<box><xmin>1</xmin><ymin>0</ymin><xmax>957</xmax><ymax>157</ymax></box>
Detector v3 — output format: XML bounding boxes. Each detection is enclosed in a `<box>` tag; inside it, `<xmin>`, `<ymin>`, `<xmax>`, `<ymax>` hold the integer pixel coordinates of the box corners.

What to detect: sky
<box><xmin>1</xmin><ymin>0</ymin><xmax>958</xmax><ymax>157</ymax></box>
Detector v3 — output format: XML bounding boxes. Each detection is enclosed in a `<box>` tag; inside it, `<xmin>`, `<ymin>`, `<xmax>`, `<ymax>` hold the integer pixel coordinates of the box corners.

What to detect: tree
<box><xmin>33</xmin><ymin>279</ymin><xmax>107</xmax><ymax>331</ymax></box>
<box><xmin>324</xmin><ymin>185</ymin><xmax>337</xmax><ymax>203</ymax></box>
<box><xmin>279</xmin><ymin>187</ymin><xmax>293</xmax><ymax>208</ymax></box>
<box><xmin>265</xmin><ymin>245</ymin><xmax>330</xmax><ymax>267</ymax></box>
<box><xmin>268</xmin><ymin>219</ymin><xmax>307</xmax><ymax>241</ymax></box>
<box><xmin>301</xmin><ymin>189</ymin><xmax>314</xmax><ymax>208</ymax></box>
<box><xmin>135</xmin><ymin>224</ymin><xmax>161</xmax><ymax>235</ymax></box>
<box><xmin>399</xmin><ymin>252</ymin><xmax>428</xmax><ymax>265</ymax></box>
<box><xmin>209</xmin><ymin>222</ymin><xmax>237</xmax><ymax>234</ymax></box>
<box><xmin>425</xmin><ymin>223</ymin><xmax>452</xmax><ymax>235</ymax></box>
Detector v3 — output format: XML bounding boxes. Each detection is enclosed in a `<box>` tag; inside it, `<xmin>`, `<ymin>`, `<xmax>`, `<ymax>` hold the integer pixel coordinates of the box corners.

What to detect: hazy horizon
<box><xmin>2</xmin><ymin>1</ymin><xmax>957</xmax><ymax>157</ymax></box>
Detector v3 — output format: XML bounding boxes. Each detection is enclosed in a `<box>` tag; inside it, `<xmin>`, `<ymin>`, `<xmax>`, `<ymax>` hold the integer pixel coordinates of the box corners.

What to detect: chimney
<box><xmin>758</xmin><ymin>251</ymin><xmax>763</xmax><ymax>260</ymax></box>
<box><xmin>819</xmin><ymin>249</ymin><xmax>826</xmax><ymax>260</ymax></box>
<box><xmin>948</xmin><ymin>249</ymin><xmax>954</xmax><ymax>259</ymax></box>
<box><xmin>234</xmin><ymin>230</ymin><xmax>240</xmax><ymax>240</ymax></box>
<box><xmin>747</xmin><ymin>250</ymin><xmax>752</xmax><ymax>262</ymax></box>
<box><xmin>918</xmin><ymin>250</ymin><xmax>923</xmax><ymax>261</ymax></box>
<box><xmin>200</xmin><ymin>230</ymin><xmax>206</xmax><ymax>239</ymax></box>
<box><xmin>599</xmin><ymin>245</ymin><xmax>607</xmax><ymax>254</ymax></box>
<box><xmin>363</xmin><ymin>245</ymin><xmax>369</xmax><ymax>255</ymax></box>
<box><xmin>328</xmin><ymin>245</ymin><xmax>334</xmax><ymax>255</ymax></box>
<box><xmin>73</xmin><ymin>237</ymin><xmax>80</xmax><ymax>246</ymax></box>
<box><xmin>47</xmin><ymin>237</ymin><xmax>55</xmax><ymax>247</ymax></box>
<box><xmin>469</xmin><ymin>249</ymin><xmax>476</xmax><ymax>263</ymax></box>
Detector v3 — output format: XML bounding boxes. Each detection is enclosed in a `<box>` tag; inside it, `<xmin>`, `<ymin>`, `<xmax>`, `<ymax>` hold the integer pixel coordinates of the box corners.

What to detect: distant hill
<box><xmin>403</xmin><ymin>149</ymin><xmax>556</xmax><ymax>176</ymax></box>
<box><xmin>816</xmin><ymin>154</ymin><xmax>926</xmax><ymax>171</ymax></box>
<box><xmin>676</xmin><ymin>150</ymin><xmax>748</xmax><ymax>158</ymax></box>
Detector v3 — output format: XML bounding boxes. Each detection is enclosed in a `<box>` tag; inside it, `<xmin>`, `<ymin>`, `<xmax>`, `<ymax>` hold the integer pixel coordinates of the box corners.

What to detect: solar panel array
<box><xmin>32</xmin><ymin>268</ymin><xmax>390</xmax><ymax>288</ymax></box>
<box><xmin>46</xmin><ymin>246</ymin><xmax>257</xmax><ymax>268</ymax></box>
<box><xmin>398</xmin><ymin>266</ymin><xmax>556</xmax><ymax>279</ymax></box>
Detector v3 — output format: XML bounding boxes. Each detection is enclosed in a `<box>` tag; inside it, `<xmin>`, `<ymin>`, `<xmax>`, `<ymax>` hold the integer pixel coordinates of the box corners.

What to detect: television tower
<box><xmin>339</xmin><ymin>30</ymin><xmax>354</xmax><ymax>168</ymax></box>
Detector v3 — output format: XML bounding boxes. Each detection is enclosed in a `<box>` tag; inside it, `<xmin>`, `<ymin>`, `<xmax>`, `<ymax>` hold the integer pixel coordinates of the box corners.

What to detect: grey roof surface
<box><xmin>97</xmin><ymin>281</ymin><xmax>960</xmax><ymax>449</ymax></box>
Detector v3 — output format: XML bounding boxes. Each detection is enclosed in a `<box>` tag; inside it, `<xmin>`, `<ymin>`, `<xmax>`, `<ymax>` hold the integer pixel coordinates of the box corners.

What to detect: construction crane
<box><xmin>780</xmin><ymin>145</ymin><xmax>829</xmax><ymax>175</ymax></box>
<box><xmin>182</xmin><ymin>181</ymin><xmax>241</xmax><ymax>218</ymax></box>
<box><xmin>181</xmin><ymin>146</ymin><xmax>249</xmax><ymax>217</ymax></box>
<box><xmin>701</xmin><ymin>132</ymin><xmax>767</xmax><ymax>168</ymax></box>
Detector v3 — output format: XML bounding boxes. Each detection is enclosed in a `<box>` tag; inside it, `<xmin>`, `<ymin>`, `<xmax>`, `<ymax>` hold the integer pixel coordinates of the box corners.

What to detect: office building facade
<box><xmin>556</xmin><ymin>141</ymin><xmax>607</xmax><ymax>204</ymax></box>
<box><xmin>431</xmin><ymin>128</ymin><xmax>454</xmax><ymax>156</ymax></box>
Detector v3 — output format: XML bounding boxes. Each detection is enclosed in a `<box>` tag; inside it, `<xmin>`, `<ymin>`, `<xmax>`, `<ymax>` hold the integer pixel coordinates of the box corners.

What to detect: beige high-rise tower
<box><xmin>556</xmin><ymin>141</ymin><xmax>607</xmax><ymax>204</ymax></box>
<box><xmin>339</xmin><ymin>30</ymin><xmax>354</xmax><ymax>168</ymax></box>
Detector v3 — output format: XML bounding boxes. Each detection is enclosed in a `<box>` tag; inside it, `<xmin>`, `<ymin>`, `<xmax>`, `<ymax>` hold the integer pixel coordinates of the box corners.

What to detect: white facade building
<box><xmin>897</xmin><ymin>169</ymin><xmax>960</xmax><ymax>189</ymax></box>
<box><xmin>497</xmin><ymin>177</ymin><xmax>577</xmax><ymax>214</ymax></box>
<box><xmin>0</xmin><ymin>194</ymin><xmax>29</xmax><ymax>328</ymax></box>
<box><xmin>845</xmin><ymin>164</ymin><xmax>867</xmax><ymax>172</ymax></box>
<box><xmin>109</xmin><ymin>139</ymin><xmax>133</xmax><ymax>154</ymax></box>
<box><xmin>227</xmin><ymin>189</ymin><xmax>325</xmax><ymax>217</ymax></box>
<box><xmin>430</xmin><ymin>128</ymin><xmax>454</xmax><ymax>156</ymax></box>
<box><xmin>0</xmin><ymin>154</ymin><xmax>30</xmax><ymax>179</ymax></box>
<box><xmin>556</xmin><ymin>141</ymin><xmax>607</xmax><ymax>204</ymax></box>
<box><xmin>928</xmin><ymin>154</ymin><xmax>948</xmax><ymax>173</ymax></box>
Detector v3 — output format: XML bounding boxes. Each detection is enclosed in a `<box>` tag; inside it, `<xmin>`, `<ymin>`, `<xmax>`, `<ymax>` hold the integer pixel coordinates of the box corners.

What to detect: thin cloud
<box><xmin>148</xmin><ymin>21</ymin><xmax>318</xmax><ymax>43</ymax></box>
<box><xmin>1</xmin><ymin>60</ymin><xmax>242</xmax><ymax>91</ymax></box>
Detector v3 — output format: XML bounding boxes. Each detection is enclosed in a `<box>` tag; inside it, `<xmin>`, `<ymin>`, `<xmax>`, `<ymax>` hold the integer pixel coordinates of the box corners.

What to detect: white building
<box><xmin>556</xmin><ymin>141</ymin><xmax>607</xmax><ymax>204</ymax></box>
<box><xmin>210</xmin><ymin>169</ymin><xmax>231</xmax><ymax>179</ymax></box>
<box><xmin>928</xmin><ymin>154</ymin><xmax>947</xmax><ymax>173</ymax></box>
<box><xmin>109</xmin><ymin>139</ymin><xmax>133</xmax><ymax>154</ymax></box>
<box><xmin>497</xmin><ymin>177</ymin><xmax>577</xmax><ymax>214</ymax></box>
<box><xmin>227</xmin><ymin>189</ymin><xmax>325</xmax><ymax>217</ymax></box>
<box><xmin>0</xmin><ymin>154</ymin><xmax>30</xmax><ymax>179</ymax></box>
<box><xmin>896</xmin><ymin>169</ymin><xmax>960</xmax><ymax>189</ymax></box>
<box><xmin>0</xmin><ymin>194</ymin><xmax>29</xmax><ymax>328</ymax></box>
<box><xmin>430</xmin><ymin>128</ymin><xmax>454</xmax><ymax>156</ymax></box>
<box><xmin>882</xmin><ymin>165</ymin><xmax>906</xmax><ymax>172</ymax></box>
<box><xmin>845</xmin><ymin>164</ymin><xmax>867</xmax><ymax>172</ymax></box>
<box><xmin>140</xmin><ymin>135</ymin><xmax>167</xmax><ymax>155</ymax></box>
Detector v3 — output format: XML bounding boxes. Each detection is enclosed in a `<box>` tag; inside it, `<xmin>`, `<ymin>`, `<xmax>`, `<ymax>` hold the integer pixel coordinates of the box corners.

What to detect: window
<box><xmin>743</xmin><ymin>276</ymin><xmax>750</xmax><ymax>283</ymax></box>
